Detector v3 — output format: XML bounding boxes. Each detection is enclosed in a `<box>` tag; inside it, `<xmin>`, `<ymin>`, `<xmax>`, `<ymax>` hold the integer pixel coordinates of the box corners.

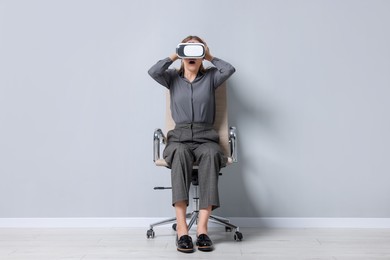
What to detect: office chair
<box><xmin>147</xmin><ymin>83</ymin><xmax>243</xmax><ymax>241</ymax></box>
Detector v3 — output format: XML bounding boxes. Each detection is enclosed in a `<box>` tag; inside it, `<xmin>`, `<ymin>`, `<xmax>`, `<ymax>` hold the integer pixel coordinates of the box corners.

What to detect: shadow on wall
<box><xmin>215</xmin><ymin>78</ymin><xmax>278</xmax><ymax>218</ymax></box>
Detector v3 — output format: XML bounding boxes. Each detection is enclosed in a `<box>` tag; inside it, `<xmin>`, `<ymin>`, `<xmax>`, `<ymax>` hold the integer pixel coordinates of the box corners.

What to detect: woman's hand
<box><xmin>203</xmin><ymin>41</ymin><xmax>214</xmax><ymax>61</ymax></box>
<box><xmin>169</xmin><ymin>53</ymin><xmax>179</xmax><ymax>62</ymax></box>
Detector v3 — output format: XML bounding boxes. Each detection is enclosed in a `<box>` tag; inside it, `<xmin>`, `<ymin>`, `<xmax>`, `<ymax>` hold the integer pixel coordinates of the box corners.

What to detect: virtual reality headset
<box><xmin>176</xmin><ymin>43</ymin><xmax>205</xmax><ymax>59</ymax></box>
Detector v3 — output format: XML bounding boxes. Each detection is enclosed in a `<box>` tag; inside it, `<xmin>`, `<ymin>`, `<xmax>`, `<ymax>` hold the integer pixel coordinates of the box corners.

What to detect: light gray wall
<box><xmin>1</xmin><ymin>0</ymin><xmax>389</xmax><ymax>218</ymax></box>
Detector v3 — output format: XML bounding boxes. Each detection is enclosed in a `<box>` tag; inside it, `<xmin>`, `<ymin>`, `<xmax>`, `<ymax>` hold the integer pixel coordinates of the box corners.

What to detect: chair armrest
<box><xmin>153</xmin><ymin>128</ymin><xmax>166</xmax><ymax>162</ymax></box>
<box><xmin>229</xmin><ymin>126</ymin><xmax>238</xmax><ymax>163</ymax></box>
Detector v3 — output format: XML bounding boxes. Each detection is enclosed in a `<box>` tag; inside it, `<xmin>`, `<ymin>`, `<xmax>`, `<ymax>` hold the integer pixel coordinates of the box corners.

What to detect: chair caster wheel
<box><xmin>234</xmin><ymin>231</ymin><xmax>243</xmax><ymax>241</ymax></box>
<box><xmin>172</xmin><ymin>223</ymin><xmax>177</xmax><ymax>231</ymax></box>
<box><xmin>146</xmin><ymin>229</ymin><xmax>155</xmax><ymax>239</ymax></box>
<box><xmin>225</xmin><ymin>226</ymin><xmax>232</xmax><ymax>232</ymax></box>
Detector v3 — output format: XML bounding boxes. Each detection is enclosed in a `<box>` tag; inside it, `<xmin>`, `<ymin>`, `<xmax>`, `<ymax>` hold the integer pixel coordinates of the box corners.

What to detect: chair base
<box><xmin>147</xmin><ymin>170</ymin><xmax>243</xmax><ymax>241</ymax></box>
<box><xmin>147</xmin><ymin>211</ymin><xmax>243</xmax><ymax>241</ymax></box>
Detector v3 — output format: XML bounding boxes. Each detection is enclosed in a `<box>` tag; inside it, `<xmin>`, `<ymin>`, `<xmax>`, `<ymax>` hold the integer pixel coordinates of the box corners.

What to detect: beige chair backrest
<box><xmin>164</xmin><ymin>82</ymin><xmax>229</xmax><ymax>157</ymax></box>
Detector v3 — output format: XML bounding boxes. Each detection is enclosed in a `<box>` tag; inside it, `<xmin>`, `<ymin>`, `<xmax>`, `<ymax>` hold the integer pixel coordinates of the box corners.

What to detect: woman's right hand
<box><xmin>169</xmin><ymin>53</ymin><xmax>179</xmax><ymax>62</ymax></box>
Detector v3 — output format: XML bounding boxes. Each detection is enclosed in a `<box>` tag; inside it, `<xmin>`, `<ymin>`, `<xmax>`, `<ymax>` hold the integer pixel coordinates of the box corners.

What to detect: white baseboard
<box><xmin>230</xmin><ymin>217</ymin><xmax>390</xmax><ymax>228</ymax></box>
<box><xmin>1</xmin><ymin>217</ymin><xmax>390</xmax><ymax>228</ymax></box>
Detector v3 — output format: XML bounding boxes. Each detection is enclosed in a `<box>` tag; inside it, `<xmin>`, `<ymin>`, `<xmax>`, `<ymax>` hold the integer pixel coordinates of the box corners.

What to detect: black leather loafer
<box><xmin>176</xmin><ymin>235</ymin><xmax>194</xmax><ymax>253</ymax></box>
<box><xmin>196</xmin><ymin>234</ymin><xmax>214</xmax><ymax>252</ymax></box>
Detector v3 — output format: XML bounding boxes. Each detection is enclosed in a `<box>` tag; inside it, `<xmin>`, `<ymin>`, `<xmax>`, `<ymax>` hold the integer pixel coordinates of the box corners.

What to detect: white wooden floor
<box><xmin>0</xmin><ymin>227</ymin><xmax>390</xmax><ymax>259</ymax></box>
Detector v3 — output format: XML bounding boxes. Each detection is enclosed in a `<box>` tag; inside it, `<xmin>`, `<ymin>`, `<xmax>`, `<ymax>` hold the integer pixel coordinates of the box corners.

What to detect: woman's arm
<box><xmin>148</xmin><ymin>54</ymin><xmax>177</xmax><ymax>88</ymax></box>
<box><xmin>202</xmin><ymin>41</ymin><xmax>235</xmax><ymax>87</ymax></box>
<box><xmin>210</xmin><ymin>57</ymin><xmax>236</xmax><ymax>88</ymax></box>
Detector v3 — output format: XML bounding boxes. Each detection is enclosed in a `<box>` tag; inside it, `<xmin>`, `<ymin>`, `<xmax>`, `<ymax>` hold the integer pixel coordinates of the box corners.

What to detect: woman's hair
<box><xmin>178</xmin><ymin>35</ymin><xmax>207</xmax><ymax>75</ymax></box>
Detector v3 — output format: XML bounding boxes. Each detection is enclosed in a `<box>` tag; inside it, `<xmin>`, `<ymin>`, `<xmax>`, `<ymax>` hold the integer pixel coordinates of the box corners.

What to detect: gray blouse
<box><xmin>148</xmin><ymin>57</ymin><xmax>235</xmax><ymax>124</ymax></box>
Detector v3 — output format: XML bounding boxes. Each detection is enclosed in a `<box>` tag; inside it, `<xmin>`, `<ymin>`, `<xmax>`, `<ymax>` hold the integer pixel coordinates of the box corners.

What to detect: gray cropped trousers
<box><xmin>163</xmin><ymin>123</ymin><xmax>227</xmax><ymax>210</ymax></box>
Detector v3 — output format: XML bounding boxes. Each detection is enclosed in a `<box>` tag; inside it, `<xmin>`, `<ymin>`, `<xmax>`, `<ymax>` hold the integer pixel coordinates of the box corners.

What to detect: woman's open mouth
<box><xmin>189</xmin><ymin>60</ymin><xmax>196</xmax><ymax>64</ymax></box>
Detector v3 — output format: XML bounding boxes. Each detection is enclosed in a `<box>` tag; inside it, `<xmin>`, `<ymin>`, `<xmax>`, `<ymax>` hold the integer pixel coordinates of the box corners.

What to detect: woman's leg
<box><xmin>164</xmin><ymin>142</ymin><xmax>194</xmax><ymax>238</ymax></box>
<box><xmin>175</xmin><ymin>201</ymin><xmax>189</xmax><ymax>237</ymax></box>
<box><xmin>194</xmin><ymin>142</ymin><xmax>223</xmax><ymax>213</ymax></box>
<box><xmin>197</xmin><ymin>205</ymin><xmax>212</xmax><ymax>235</ymax></box>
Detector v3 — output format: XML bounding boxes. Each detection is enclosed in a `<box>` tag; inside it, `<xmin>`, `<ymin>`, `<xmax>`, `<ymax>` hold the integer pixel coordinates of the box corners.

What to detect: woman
<box><xmin>148</xmin><ymin>36</ymin><xmax>235</xmax><ymax>253</ymax></box>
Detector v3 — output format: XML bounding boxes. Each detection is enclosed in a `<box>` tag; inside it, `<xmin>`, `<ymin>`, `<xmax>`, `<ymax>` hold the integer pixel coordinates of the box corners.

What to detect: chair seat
<box><xmin>154</xmin><ymin>159</ymin><xmax>169</xmax><ymax>167</ymax></box>
<box><xmin>154</xmin><ymin>157</ymin><xmax>233</xmax><ymax>167</ymax></box>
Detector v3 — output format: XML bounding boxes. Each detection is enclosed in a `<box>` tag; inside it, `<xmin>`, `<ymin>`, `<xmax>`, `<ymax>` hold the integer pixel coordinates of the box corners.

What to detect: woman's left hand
<box><xmin>203</xmin><ymin>41</ymin><xmax>214</xmax><ymax>61</ymax></box>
